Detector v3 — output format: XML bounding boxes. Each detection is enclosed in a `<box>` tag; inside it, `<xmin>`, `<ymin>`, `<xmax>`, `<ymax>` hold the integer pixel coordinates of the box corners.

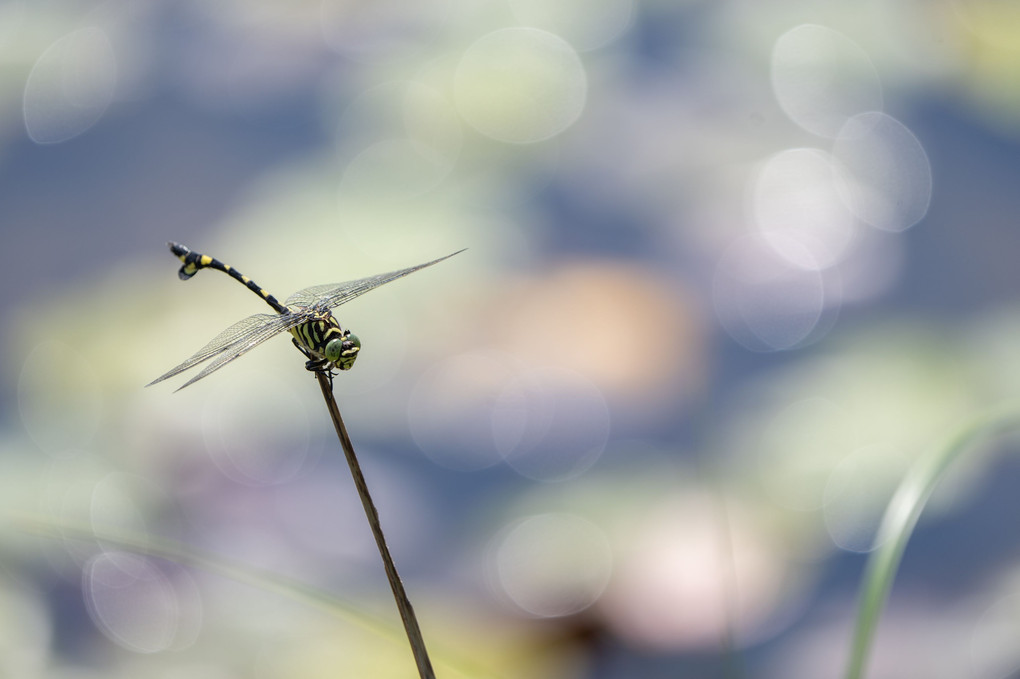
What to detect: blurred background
<box><xmin>2</xmin><ymin>0</ymin><xmax>1020</xmax><ymax>677</ymax></box>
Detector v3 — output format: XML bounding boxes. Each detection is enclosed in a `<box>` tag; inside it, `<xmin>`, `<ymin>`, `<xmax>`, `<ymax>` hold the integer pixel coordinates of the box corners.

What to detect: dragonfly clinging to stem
<box><xmin>148</xmin><ymin>242</ymin><xmax>464</xmax><ymax>391</ymax></box>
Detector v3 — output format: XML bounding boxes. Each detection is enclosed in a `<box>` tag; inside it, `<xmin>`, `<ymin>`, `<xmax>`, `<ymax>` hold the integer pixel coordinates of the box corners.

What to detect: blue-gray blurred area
<box><xmin>3</xmin><ymin>1</ymin><xmax>1020</xmax><ymax>677</ymax></box>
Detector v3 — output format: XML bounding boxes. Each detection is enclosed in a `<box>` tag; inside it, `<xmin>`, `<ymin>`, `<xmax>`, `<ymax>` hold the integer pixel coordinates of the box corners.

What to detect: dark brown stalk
<box><xmin>314</xmin><ymin>371</ymin><xmax>436</xmax><ymax>679</ymax></box>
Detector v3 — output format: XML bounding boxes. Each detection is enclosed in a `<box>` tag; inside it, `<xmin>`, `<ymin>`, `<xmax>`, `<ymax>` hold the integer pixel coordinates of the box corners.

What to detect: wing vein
<box><xmin>147</xmin><ymin>312</ymin><xmax>299</xmax><ymax>387</ymax></box>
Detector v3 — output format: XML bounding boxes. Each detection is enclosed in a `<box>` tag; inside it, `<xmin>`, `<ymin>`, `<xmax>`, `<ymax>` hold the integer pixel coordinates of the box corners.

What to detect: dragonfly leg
<box><xmin>292</xmin><ymin>337</ymin><xmax>335</xmax><ymax>379</ymax></box>
<box><xmin>292</xmin><ymin>338</ymin><xmax>319</xmax><ymax>367</ymax></box>
<box><xmin>292</xmin><ymin>338</ymin><xmax>336</xmax><ymax>389</ymax></box>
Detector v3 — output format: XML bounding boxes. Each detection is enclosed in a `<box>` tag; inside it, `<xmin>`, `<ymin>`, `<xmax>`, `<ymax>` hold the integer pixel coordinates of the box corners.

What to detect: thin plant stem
<box><xmin>314</xmin><ymin>371</ymin><xmax>436</xmax><ymax>679</ymax></box>
<box><xmin>711</xmin><ymin>489</ymin><xmax>744</xmax><ymax>679</ymax></box>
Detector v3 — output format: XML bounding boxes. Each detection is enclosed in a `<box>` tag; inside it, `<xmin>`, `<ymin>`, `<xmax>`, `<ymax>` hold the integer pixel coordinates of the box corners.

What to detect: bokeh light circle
<box><xmin>493</xmin><ymin>513</ymin><xmax>612</xmax><ymax>618</ymax></box>
<box><xmin>341</xmin><ymin>138</ymin><xmax>454</xmax><ymax>200</ymax></box>
<box><xmin>337</xmin><ymin>81</ymin><xmax>462</xmax><ymax>201</ymax></box>
<box><xmin>832</xmin><ymin>111</ymin><xmax>932</xmax><ymax>232</ymax></box>
<box><xmin>454</xmin><ymin>27</ymin><xmax>587</xmax><ymax>144</ymax></box>
<box><xmin>408</xmin><ymin>352</ymin><xmax>527</xmax><ymax>471</ymax></box>
<box><xmin>37</xmin><ymin>456</ymin><xmax>117</xmax><ymax>570</ymax></box>
<box><xmin>408</xmin><ymin>354</ymin><xmax>609</xmax><ymax>478</ymax></box>
<box><xmin>771</xmin><ymin>24</ymin><xmax>883</xmax><ymax>138</ymax></box>
<box><xmin>493</xmin><ymin>367</ymin><xmax>610</xmax><ymax>482</ymax></box>
<box><xmin>83</xmin><ymin>552</ymin><xmax>200</xmax><ymax>653</ymax></box>
<box><xmin>23</xmin><ymin>27</ymin><xmax>117</xmax><ymax>144</ymax></box>
<box><xmin>713</xmin><ymin>234</ymin><xmax>839</xmax><ymax>352</ymax></box>
<box><xmin>753</xmin><ymin>148</ymin><xmax>858</xmax><ymax>270</ymax></box>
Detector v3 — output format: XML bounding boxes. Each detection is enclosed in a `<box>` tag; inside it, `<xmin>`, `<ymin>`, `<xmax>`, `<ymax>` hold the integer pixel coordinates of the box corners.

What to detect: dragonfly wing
<box><xmin>283</xmin><ymin>283</ymin><xmax>336</xmax><ymax>308</ymax></box>
<box><xmin>147</xmin><ymin>313</ymin><xmax>291</xmax><ymax>387</ymax></box>
<box><xmin>284</xmin><ymin>249</ymin><xmax>465</xmax><ymax>311</ymax></box>
<box><xmin>173</xmin><ymin>314</ymin><xmax>305</xmax><ymax>391</ymax></box>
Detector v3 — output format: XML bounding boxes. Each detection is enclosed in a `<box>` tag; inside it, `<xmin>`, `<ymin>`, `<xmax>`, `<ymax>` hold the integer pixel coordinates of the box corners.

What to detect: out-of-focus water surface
<box><xmin>2</xmin><ymin>1</ymin><xmax>1020</xmax><ymax>677</ymax></box>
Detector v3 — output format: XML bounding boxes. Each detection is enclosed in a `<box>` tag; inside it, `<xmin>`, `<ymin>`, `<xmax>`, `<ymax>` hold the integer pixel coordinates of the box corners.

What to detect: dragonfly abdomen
<box><xmin>169</xmin><ymin>242</ymin><xmax>288</xmax><ymax>314</ymax></box>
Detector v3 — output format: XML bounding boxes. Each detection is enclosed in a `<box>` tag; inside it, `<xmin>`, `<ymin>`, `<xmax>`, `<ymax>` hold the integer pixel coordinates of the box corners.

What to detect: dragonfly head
<box><xmin>324</xmin><ymin>331</ymin><xmax>361</xmax><ymax>371</ymax></box>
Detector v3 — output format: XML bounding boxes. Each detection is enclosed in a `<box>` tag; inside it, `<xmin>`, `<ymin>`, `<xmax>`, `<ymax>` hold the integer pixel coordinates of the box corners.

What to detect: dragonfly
<box><xmin>148</xmin><ymin>242</ymin><xmax>463</xmax><ymax>391</ymax></box>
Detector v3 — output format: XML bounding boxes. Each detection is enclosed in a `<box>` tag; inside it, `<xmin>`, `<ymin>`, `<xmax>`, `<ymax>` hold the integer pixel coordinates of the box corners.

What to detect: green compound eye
<box><xmin>324</xmin><ymin>338</ymin><xmax>343</xmax><ymax>363</ymax></box>
<box><xmin>325</xmin><ymin>333</ymin><xmax>361</xmax><ymax>370</ymax></box>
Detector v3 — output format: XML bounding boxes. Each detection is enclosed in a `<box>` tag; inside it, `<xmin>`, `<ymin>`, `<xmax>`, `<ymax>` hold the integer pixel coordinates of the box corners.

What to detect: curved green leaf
<box><xmin>844</xmin><ymin>404</ymin><xmax>1020</xmax><ymax>679</ymax></box>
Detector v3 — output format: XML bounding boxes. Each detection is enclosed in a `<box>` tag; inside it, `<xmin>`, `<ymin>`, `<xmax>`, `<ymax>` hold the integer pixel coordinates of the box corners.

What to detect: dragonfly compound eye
<box><xmin>326</xmin><ymin>334</ymin><xmax>361</xmax><ymax>370</ymax></box>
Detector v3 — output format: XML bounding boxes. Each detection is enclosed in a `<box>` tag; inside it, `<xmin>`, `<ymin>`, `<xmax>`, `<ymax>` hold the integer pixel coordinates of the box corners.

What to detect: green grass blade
<box><xmin>844</xmin><ymin>404</ymin><xmax>1020</xmax><ymax>679</ymax></box>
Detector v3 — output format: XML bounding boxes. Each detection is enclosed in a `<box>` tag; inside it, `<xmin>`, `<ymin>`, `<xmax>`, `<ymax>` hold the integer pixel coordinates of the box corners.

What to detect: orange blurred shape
<box><xmin>486</xmin><ymin>258</ymin><xmax>706</xmax><ymax>416</ymax></box>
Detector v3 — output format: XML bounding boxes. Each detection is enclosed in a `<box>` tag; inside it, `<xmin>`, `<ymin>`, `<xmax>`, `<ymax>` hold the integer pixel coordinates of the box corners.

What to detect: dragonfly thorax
<box><xmin>289</xmin><ymin>309</ymin><xmax>361</xmax><ymax>371</ymax></box>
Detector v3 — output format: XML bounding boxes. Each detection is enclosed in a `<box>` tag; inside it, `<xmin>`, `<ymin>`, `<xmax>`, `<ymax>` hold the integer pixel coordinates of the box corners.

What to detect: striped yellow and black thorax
<box><xmin>288</xmin><ymin>308</ymin><xmax>361</xmax><ymax>370</ymax></box>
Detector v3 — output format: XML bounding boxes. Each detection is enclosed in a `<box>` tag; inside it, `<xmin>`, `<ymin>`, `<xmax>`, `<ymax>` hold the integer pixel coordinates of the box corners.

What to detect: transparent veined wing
<box><xmin>284</xmin><ymin>250</ymin><xmax>465</xmax><ymax>311</ymax></box>
<box><xmin>147</xmin><ymin>312</ymin><xmax>300</xmax><ymax>387</ymax></box>
<box><xmin>171</xmin><ymin>314</ymin><xmax>308</xmax><ymax>391</ymax></box>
